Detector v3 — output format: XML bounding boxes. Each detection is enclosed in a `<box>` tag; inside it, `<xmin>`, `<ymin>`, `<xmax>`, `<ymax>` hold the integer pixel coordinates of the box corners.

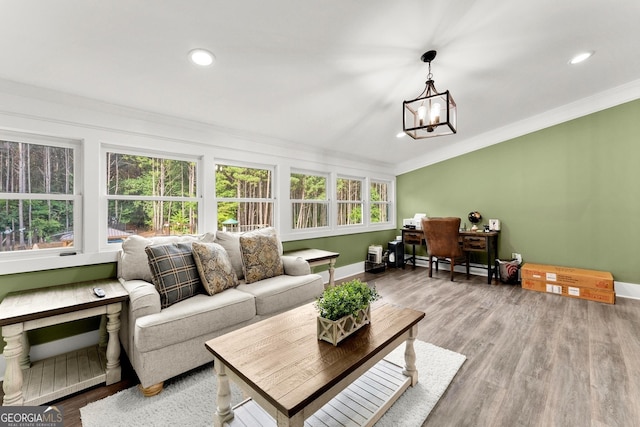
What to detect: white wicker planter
<box><xmin>317</xmin><ymin>305</ymin><xmax>371</xmax><ymax>346</ymax></box>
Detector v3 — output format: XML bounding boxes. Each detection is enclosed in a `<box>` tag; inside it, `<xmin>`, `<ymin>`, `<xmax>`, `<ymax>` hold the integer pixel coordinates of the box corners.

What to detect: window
<box><xmin>290</xmin><ymin>171</ymin><xmax>328</xmax><ymax>229</ymax></box>
<box><xmin>370</xmin><ymin>180</ymin><xmax>391</xmax><ymax>224</ymax></box>
<box><xmin>215</xmin><ymin>163</ymin><xmax>274</xmax><ymax>231</ymax></box>
<box><xmin>106</xmin><ymin>151</ymin><xmax>198</xmax><ymax>242</ymax></box>
<box><xmin>336</xmin><ymin>176</ymin><xmax>363</xmax><ymax>226</ymax></box>
<box><xmin>0</xmin><ymin>134</ymin><xmax>78</xmax><ymax>253</ymax></box>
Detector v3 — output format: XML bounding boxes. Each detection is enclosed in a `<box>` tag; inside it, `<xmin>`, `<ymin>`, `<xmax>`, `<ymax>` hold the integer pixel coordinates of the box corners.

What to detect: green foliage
<box><xmin>315</xmin><ymin>279</ymin><xmax>380</xmax><ymax>321</ymax></box>
<box><xmin>215</xmin><ymin>165</ymin><xmax>273</xmax><ymax>229</ymax></box>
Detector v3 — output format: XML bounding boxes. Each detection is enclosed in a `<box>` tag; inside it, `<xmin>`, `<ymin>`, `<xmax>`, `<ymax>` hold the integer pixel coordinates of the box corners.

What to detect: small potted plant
<box><xmin>316</xmin><ymin>278</ymin><xmax>380</xmax><ymax>346</ymax></box>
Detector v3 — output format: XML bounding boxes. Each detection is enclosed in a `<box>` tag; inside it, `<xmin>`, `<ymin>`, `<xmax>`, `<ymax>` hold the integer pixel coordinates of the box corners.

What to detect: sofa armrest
<box><xmin>120</xmin><ymin>278</ymin><xmax>161</xmax><ymax>318</ymax></box>
<box><xmin>118</xmin><ymin>278</ymin><xmax>161</xmax><ymax>363</ymax></box>
<box><xmin>281</xmin><ymin>256</ymin><xmax>311</xmax><ymax>276</ymax></box>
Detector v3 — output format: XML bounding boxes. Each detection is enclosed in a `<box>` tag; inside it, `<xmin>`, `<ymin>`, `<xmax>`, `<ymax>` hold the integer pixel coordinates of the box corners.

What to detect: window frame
<box><xmin>289</xmin><ymin>169</ymin><xmax>330</xmax><ymax>231</ymax></box>
<box><xmin>335</xmin><ymin>174</ymin><xmax>365</xmax><ymax>228</ymax></box>
<box><xmin>0</xmin><ymin>130</ymin><xmax>82</xmax><ymax>260</ymax></box>
<box><xmin>214</xmin><ymin>160</ymin><xmax>277</xmax><ymax>232</ymax></box>
<box><xmin>101</xmin><ymin>145</ymin><xmax>202</xmax><ymax>249</ymax></box>
<box><xmin>369</xmin><ymin>178</ymin><xmax>393</xmax><ymax>226</ymax></box>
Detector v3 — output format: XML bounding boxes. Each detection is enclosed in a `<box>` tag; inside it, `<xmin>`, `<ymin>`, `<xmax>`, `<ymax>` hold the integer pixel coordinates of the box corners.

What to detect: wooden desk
<box><xmin>284</xmin><ymin>248</ymin><xmax>339</xmax><ymax>286</ymax></box>
<box><xmin>402</xmin><ymin>228</ymin><xmax>499</xmax><ymax>284</ymax></box>
<box><xmin>0</xmin><ymin>279</ymin><xmax>128</xmax><ymax>406</ymax></box>
<box><xmin>205</xmin><ymin>302</ymin><xmax>425</xmax><ymax>427</ymax></box>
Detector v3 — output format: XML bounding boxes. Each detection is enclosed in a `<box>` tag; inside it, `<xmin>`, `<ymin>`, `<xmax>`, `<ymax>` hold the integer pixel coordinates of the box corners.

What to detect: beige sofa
<box><xmin>117</xmin><ymin>229</ymin><xmax>324</xmax><ymax>396</ymax></box>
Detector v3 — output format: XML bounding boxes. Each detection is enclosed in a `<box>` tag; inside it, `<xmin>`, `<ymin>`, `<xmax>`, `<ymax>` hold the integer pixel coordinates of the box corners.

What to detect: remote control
<box><xmin>93</xmin><ymin>287</ymin><xmax>106</xmax><ymax>298</ymax></box>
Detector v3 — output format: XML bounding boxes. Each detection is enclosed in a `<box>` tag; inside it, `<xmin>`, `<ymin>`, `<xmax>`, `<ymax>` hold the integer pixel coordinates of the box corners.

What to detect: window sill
<box><xmin>0</xmin><ymin>251</ymin><xmax>118</xmax><ymax>275</ymax></box>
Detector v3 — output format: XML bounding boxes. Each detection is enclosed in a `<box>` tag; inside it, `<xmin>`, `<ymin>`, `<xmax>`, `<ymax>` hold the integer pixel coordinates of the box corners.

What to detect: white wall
<box><xmin>0</xmin><ymin>79</ymin><xmax>396</xmax><ymax>275</ymax></box>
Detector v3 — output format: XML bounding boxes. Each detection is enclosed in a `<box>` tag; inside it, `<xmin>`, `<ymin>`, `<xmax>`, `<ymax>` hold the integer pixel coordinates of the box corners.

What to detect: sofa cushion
<box><xmin>214</xmin><ymin>231</ymin><xmax>244</xmax><ymax>280</ymax></box>
<box><xmin>134</xmin><ymin>289</ymin><xmax>256</xmax><ymax>352</ymax></box>
<box><xmin>119</xmin><ymin>233</ymin><xmax>215</xmax><ymax>282</ymax></box>
<box><xmin>192</xmin><ymin>242</ymin><xmax>238</xmax><ymax>295</ymax></box>
<box><xmin>239</xmin><ymin>227</ymin><xmax>284</xmax><ymax>284</ymax></box>
<box><xmin>145</xmin><ymin>243</ymin><xmax>203</xmax><ymax>309</ymax></box>
<box><xmin>236</xmin><ymin>273</ymin><xmax>324</xmax><ymax>316</ymax></box>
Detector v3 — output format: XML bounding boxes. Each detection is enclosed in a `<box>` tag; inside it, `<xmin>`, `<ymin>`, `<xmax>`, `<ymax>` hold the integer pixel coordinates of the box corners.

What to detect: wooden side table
<box><xmin>0</xmin><ymin>279</ymin><xmax>128</xmax><ymax>406</ymax></box>
<box><xmin>283</xmin><ymin>249</ymin><xmax>339</xmax><ymax>286</ymax></box>
<box><xmin>402</xmin><ymin>228</ymin><xmax>424</xmax><ymax>269</ymax></box>
<box><xmin>459</xmin><ymin>231</ymin><xmax>499</xmax><ymax>284</ymax></box>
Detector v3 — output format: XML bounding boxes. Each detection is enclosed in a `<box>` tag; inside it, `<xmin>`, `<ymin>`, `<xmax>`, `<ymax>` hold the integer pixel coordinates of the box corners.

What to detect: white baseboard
<box><xmin>611</xmin><ymin>281</ymin><xmax>640</xmax><ymax>300</ymax></box>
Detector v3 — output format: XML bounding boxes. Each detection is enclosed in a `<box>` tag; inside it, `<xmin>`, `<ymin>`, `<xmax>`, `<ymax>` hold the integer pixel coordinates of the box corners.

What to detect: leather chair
<box><xmin>421</xmin><ymin>217</ymin><xmax>470</xmax><ymax>281</ymax></box>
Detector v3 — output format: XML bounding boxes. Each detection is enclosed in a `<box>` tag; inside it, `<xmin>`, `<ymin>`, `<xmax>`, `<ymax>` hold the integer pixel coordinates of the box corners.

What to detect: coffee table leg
<box><xmin>402</xmin><ymin>325</ymin><xmax>419</xmax><ymax>386</ymax></box>
<box><xmin>214</xmin><ymin>359</ymin><xmax>233</xmax><ymax>427</ymax></box>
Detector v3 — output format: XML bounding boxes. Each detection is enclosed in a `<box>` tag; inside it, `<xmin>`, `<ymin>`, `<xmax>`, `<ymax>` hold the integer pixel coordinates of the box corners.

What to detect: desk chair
<box><xmin>421</xmin><ymin>217</ymin><xmax>470</xmax><ymax>281</ymax></box>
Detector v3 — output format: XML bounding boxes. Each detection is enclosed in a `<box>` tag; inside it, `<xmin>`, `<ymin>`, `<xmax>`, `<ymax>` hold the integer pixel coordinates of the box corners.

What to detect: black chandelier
<box><xmin>403</xmin><ymin>50</ymin><xmax>457</xmax><ymax>139</ymax></box>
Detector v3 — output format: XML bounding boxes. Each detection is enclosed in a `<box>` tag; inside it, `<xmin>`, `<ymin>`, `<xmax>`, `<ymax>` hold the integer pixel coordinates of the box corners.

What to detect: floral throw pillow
<box><xmin>192</xmin><ymin>242</ymin><xmax>238</xmax><ymax>295</ymax></box>
<box><xmin>239</xmin><ymin>228</ymin><xmax>284</xmax><ymax>284</ymax></box>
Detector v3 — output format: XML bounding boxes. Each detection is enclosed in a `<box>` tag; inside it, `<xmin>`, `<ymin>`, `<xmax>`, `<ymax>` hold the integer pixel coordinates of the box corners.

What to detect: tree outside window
<box><xmin>215</xmin><ymin>164</ymin><xmax>274</xmax><ymax>231</ymax></box>
<box><xmin>106</xmin><ymin>152</ymin><xmax>198</xmax><ymax>241</ymax></box>
<box><xmin>337</xmin><ymin>177</ymin><xmax>363</xmax><ymax>226</ymax></box>
<box><xmin>290</xmin><ymin>172</ymin><xmax>328</xmax><ymax>229</ymax></box>
<box><xmin>0</xmin><ymin>138</ymin><xmax>76</xmax><ymax>252</ymax></box>
<box><xmin>370</xmin><ymin>180</ymin><xmax>391</xmax><ymax>224</ymax></box>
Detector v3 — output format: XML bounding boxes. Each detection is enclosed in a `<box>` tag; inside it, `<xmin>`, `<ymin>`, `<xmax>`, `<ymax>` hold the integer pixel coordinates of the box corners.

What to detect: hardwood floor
<box><xmin>3</xmin><ymin>266</ymin><xmax>639</xmax><ymax>426</ymax></box>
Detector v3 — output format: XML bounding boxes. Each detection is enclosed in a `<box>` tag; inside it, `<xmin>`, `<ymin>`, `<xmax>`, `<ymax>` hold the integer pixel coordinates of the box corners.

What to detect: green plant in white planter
<box><xmin>316</xmin><ymin>279</ymin><xmax>380</xmax><ymax>345</ymax></box>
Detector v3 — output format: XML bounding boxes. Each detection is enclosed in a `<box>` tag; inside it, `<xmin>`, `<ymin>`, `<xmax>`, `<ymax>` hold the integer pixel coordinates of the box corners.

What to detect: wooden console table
<box><xmin>0</xmin><ymin>279</ymin><xmax>128</xmax><ymax>406</ymax></box>
<box><xmin>459</xmin><ymin>231</ymin><xmax>499</xmax><ymax>284</ymax></box>
<box><xmin>284</xmin><ymin>248</ymin><xmax>339</xmax><ymax>286</ymax></box>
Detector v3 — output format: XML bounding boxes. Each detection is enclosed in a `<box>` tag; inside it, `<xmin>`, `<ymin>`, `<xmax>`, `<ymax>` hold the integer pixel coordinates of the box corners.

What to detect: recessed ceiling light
<box><xmin>189</xmin><ymin>49</ymin><xmax>215</xmax><ymax>67</ymax></box>
<box><xmin>569</xmin><ymin>51</ymin><xmax>594</xmax><ymax>65</ymax></box>
<box><xmin>396</xmin><ymin>131</ymin><xmax>406</xmax><ymax>138</ymax></box>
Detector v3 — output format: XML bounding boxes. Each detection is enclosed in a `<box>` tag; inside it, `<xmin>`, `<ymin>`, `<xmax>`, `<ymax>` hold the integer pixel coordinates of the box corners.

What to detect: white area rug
<box><xmin>81</xmin><ymin>340</ymin><xmax>465</xmax><ymax>427</ymax></box>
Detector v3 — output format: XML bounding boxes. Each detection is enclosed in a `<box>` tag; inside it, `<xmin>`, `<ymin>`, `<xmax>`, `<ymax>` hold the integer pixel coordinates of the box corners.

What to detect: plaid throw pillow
<box><xmin>145</xmin><ymin>243</ymin><xmax>203</xmax><ymax>308</ymax></box>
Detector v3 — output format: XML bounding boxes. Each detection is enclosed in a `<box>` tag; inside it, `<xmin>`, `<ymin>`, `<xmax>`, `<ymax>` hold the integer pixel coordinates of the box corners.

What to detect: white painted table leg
<box><xmin>19</xmin><ymin>331</ymin><xmax>31</xmax><ymax>369</ymax></box>
<box><xmin>214</xmin><ymin>359</ymin><xmax>233</xmax><ymax>427</ymax></box>
<box><xmin>2</xmin><ymin>323</ymin><xmax>25</xmax><ymax>405</ymax></box>
<box><xmin>98</xmin><ymin>313</ymin><xmax>108</xmax><ymax>351</ymax></box>
<box><xmin>328</xmin><ymin>259</ymin><xmax>336</xmax><ymax>286</ymax></box>
<box><xmin>105</xmin><ymin>302</ymin><xmax>122</xmax><ymax>385</ymax></box>
<box><xmin>403</xmin><ymin>325</ymin><xmax>419</xmax><ymax>386</ymax></box>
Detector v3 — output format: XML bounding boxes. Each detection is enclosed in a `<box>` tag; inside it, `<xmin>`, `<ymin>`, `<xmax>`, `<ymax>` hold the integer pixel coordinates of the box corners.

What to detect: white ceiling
<box><xmin>2</xmin><ymin>1</ymin><xmax>640</xmax><ymax>172</ymax></box>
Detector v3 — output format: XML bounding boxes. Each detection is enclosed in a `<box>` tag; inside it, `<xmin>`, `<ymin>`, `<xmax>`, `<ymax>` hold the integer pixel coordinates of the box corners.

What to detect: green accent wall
<box><xmin>282</xmin><ymin>230</ymin><xmax>397</xmax><ymax>273</ymax></box>
<box><xmin>398</xmin><ymin>98</ymin><xmax>640</xmax><ymax>284</ymax></box>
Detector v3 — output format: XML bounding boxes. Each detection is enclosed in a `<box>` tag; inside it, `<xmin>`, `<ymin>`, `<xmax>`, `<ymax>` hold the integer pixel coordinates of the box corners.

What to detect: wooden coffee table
<box><xmin>205</xmin><ymin>302</ymin><xmax>425</xmax><ymax>427</ymax></box>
